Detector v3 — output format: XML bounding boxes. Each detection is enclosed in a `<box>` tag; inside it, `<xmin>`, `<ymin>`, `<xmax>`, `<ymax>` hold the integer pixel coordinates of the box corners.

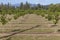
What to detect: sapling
<box><xmin>53</xmin><ymin>14</ymin><xmax>59</xmax><ymax>25</ymax></box>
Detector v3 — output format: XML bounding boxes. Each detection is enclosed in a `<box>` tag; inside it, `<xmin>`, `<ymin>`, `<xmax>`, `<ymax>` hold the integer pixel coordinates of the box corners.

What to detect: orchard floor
<box><xmin>0</xmin><ymin>14</ymin><xmax>60</xmax><ymax>40</ymax></box>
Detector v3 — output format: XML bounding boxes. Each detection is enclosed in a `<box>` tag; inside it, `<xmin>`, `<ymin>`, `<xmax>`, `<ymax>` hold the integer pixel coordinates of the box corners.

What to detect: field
<box><xmin>0</xmin><ymin>2</ymin><xmax>60</xmax><ymax>40</ymax></box>
<box><xmin>0</xmin><ymin>14</ymin><xmax>60</xmax><ymax>40</ymax></box>
<box><xmin>2</xmin><ymin>34</ymin><xmax>60</xmax><ymax>40</ymax></box>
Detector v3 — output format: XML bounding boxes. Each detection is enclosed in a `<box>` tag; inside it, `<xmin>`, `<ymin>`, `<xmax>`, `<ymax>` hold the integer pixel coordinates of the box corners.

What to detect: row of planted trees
<box><xmin>0</xmin><ymin>2</ymin><xmax>60</xmax><ymax>25</ymax></box>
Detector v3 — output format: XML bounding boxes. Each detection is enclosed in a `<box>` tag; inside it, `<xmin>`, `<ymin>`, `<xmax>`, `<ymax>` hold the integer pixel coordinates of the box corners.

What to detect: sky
<box><xmin>0</xmin><ymin>0</ymin><xmax>60</xmax><ymax>5</ymax></box>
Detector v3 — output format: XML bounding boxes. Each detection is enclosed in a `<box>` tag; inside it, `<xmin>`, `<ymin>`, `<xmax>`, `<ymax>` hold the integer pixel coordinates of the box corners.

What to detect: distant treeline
<box><xmin>0</xmin><ymin>2</ymin><xmax>60</xmax><ymax>13</ymax></box>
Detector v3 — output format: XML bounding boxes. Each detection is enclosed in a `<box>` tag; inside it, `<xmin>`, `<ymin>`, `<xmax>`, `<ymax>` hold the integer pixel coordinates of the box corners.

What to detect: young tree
<box><xmin>53</xmin><ymin>13</ymin><xmax>59</xmax><ymax>25</ymax></box>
